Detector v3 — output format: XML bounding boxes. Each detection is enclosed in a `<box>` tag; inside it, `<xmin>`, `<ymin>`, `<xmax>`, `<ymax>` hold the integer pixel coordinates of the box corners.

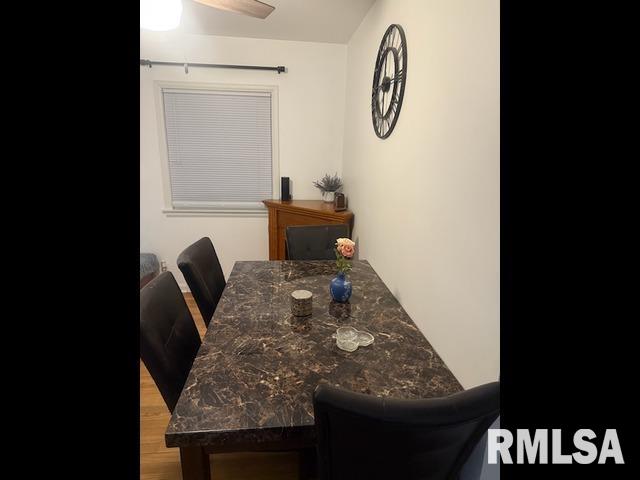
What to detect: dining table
<box><xmin>165</xmin><ymin>259</ymin><xmax>463</xmax><ymax>479</ymax></box>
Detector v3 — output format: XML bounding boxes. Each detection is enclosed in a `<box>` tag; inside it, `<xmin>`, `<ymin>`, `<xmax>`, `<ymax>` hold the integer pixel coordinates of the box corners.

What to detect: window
<box><xmin>157</xmin><ymin>83</ymin><xmax>278</xmax><ymax>214</ymax></box>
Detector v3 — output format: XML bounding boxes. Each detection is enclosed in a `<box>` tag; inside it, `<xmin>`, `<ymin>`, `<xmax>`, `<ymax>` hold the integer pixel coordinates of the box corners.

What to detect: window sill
<box><xmin>162</xmin><ymin>207</ymin><xmax>268</xmax><ymax>218</ymax></box>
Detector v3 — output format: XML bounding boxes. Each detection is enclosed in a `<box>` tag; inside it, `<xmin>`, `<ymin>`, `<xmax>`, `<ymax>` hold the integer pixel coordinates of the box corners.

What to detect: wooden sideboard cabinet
<box><xmin>262</xmin><ymin>200</ymin><xmax>354</xmax><ymax>260</ymax></box>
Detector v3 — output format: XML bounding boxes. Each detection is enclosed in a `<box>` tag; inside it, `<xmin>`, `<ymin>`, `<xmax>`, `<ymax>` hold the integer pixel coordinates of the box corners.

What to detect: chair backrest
<box><xmin>285</xmin><ymin>224</ymin><xmax>350</xmax><ymax>260</ymax></box>
<box><xmin>177</xmin><ymin>237</ymin><xmax>226</xmax><ymax>327</ymax></box>
<box><xmin>140</xmin><ymin>272</ymin><xmax>201</xmax><ymax>413</ymax></box>
<box><xmin>313</xmin><ymin>382</ymin><xmax>500</xmax><ymax>480</ymax></box>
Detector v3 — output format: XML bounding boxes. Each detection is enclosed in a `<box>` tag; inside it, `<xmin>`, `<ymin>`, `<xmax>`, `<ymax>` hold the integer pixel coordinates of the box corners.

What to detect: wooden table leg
<box><xmin>180</xmin><ymin>447</ymin><xmax>210</xmax><ymax>480</ymax></box>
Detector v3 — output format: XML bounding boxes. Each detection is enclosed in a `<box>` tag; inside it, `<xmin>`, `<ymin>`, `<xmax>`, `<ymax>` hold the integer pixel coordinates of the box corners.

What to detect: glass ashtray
<box><xmin>333</xmin><ymin>326</ymin><xmax>374</xmax><ymax>352</ymax></box>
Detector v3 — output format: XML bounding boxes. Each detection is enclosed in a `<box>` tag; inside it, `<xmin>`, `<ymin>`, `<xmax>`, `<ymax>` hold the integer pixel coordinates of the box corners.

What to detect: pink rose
<box><xmin>340</xmin><ymin>244</ymin><xmax>355</xmax><ymax>258</ymax></box>
<box><xmin>336</xmin><ymin>238</ymin><xmax>355</xmax><ymax>248</ymax></box>
<box><xmin>336</xmin><ymin>238</ymin><xmax>356</xmax><ymax>258</ymax></box>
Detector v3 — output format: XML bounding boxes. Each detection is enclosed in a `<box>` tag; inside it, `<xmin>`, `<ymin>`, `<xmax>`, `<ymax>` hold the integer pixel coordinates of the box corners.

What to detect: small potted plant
<box><xmin>313</xmin><ymin>173</ymin><xmax>343</xmax><ymax>203</ymax></box>
<box><xmin>330</xmin><ymin>238</ymin><xmax>356</xmax><ymax>303</ymax></box>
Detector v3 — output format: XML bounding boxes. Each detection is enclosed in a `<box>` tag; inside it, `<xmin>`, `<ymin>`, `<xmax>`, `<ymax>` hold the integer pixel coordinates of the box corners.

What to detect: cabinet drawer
<box><xmin>277</xmin><ymin>211</ymin><xmax>344</xmax><ymax>228</ymax></box>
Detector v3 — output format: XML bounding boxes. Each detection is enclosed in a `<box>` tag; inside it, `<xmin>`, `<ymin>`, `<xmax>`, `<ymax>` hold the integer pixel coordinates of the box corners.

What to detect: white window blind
<box><xmin>162</xmin><ymin>88</ymin><xmax>273</xmax><ymax>209</ymax></box>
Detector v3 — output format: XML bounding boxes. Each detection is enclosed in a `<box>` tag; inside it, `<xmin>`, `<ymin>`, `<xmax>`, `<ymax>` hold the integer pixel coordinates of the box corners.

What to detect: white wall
<box><xmin>140</xmin><ymin>31</ymin><xmax>347</xmax><ymax>285</ymax></box>
<box><xmin>342</xmin><ymin>0</ymin><xmax>500</xmax><ymax>388</ymax></box>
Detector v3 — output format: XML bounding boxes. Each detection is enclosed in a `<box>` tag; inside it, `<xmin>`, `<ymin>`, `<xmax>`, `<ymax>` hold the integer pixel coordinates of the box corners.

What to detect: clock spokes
<box><xmin>373</xmin><ymin>72</ymin><xmax>404</xmax><ymax>93</ymax></box>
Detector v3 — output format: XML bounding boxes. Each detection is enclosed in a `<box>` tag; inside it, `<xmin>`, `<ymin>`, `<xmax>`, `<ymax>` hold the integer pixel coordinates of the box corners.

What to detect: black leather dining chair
<box><xmin>177</xmin><ymin>237</ymin><xmax>226</xmax><ymax>327</ymax></box>
<box><xmin>285</xmin><ymin>224</ymin><xmax>350</xmax><ymax>260</ymax></box>
<box><xmin>313</xmin><ymin>382</ymin><xmax>500</xmax><ymax>480</ymax></box>
<box><xmin>140</xmin><ymin>272</ymin><xmax>201</xmax><ymax>413</ymax></box>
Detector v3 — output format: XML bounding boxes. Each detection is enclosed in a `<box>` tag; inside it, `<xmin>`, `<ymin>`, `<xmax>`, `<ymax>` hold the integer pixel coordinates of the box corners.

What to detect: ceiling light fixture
<box><xmin>140</xmin><ymin>0</ymin><xmax>183</xmax><ymax>31</ymax></box>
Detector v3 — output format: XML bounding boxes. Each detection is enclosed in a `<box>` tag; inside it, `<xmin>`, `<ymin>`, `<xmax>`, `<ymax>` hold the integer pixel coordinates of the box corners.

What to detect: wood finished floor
<box><xmin>141</xmin><ymin>293</ymin><xmax>299</xmax><ymax>480</ymax></box>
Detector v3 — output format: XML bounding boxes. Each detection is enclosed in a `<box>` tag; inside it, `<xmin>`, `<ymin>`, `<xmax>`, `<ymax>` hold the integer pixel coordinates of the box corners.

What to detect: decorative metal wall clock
<box><xmin>371</xmin><ymin>24</ymin><xmax>407</xmax><ymax>139</ymax></box>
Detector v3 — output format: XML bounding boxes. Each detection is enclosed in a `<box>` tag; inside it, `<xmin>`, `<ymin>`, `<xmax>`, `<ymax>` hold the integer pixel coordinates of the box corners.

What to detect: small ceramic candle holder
<box><xmin>291</xmin><ymin>290</ymin><xmax>313</xmax><ymax>317</ymax></box>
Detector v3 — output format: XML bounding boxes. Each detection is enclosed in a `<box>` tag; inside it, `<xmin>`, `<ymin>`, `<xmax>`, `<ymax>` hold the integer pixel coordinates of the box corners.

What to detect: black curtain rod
<box><xmin>140</xmin><ymin>59</ymin><xmax>286</xmax><ymax>74</ymax></box>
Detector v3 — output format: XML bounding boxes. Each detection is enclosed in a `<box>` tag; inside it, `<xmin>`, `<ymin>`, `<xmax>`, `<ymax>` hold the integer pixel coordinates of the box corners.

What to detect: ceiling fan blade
<box><xmin>193</xmin><ymin>0</ymin><xmax>275</xmax><ymax>19</ymax></box>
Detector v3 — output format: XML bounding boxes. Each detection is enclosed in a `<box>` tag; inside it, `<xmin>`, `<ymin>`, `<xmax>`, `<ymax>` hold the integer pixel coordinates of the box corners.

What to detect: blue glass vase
<box><xmin>330</xmin><ymin>272</ymin><xmax>352</xmax><ymax>303</ymax></box>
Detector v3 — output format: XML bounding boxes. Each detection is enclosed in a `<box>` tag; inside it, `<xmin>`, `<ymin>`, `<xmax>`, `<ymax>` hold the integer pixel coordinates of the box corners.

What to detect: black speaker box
<box><xmin>281</xmin><ymin>177</ymin><xmax>291</xmax><ymax>201</ymax></box>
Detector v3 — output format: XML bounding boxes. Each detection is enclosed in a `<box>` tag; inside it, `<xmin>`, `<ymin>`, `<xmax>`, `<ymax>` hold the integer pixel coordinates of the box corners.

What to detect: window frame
<box><xmin>153</xmin><ymin>81</ymin><xmax>280</xmax><ymax>217</ymax></box>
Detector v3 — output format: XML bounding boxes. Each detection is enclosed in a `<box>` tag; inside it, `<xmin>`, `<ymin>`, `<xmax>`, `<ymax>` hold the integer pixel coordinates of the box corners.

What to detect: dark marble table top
<box><xmin>165</xmin><ymin>260</ymin><xmax>462</xmax><ymax>449</ymax></box>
